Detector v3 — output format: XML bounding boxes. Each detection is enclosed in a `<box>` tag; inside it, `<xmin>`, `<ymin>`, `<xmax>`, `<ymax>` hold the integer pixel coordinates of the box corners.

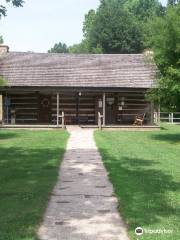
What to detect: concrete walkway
<box><xmin>38</xmin><ymin>126</ymin><xmax>129</xmax><ymax>240</ymax></box>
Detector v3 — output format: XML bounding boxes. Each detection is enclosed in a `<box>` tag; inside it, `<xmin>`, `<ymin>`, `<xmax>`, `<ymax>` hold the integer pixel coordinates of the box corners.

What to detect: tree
<box><xmin>0</xmin><ymin>36</ymin><xmax>3</xmax><ymax>44</ymax></box>
<box><xmin>48</xmin><ymin>42</ymin><xmax>69</xmax><ymax>53</ymax></box>
<box><xmin>68</xmin><ymin>9</ymin><xmax>103</xmax><ymax>54</ymax></box>
<box><xmin>147</xmin><ymin>4</ymin><xmax>180</xmax><ymax>111</ymax></box>
<box><xmin>87</xmin><ymin>0</ymin><xmax>143</xmax><ymax>53</ymax></box>
<box><xmin>124</xmin><ymin>0</ymin><xmax>165</xmax><ymax>49</ymax></box>
<box><xmin>68</xmin><ymin>40</ymin><xmax>103</xmax><ymax>54</ymax></box>
<box><xmin>168</xmin><ymin>0</ymin><xmax>179</xmax><ymax>5</ymax></box>
<box><xmin>68</xmin><ymin>40</ymin><xmax>90</xmax><ymax>54</ymax></box>
<box><xmin>49</xmin><ymin>0</ymin><xmax>164</xmax><ymax>54</ymax></box>
<box><xmin>83</xmin><ymin>9</ymin><xmax>96</xmax><ymax>39</ymax></box>
<box><xmin>0</xmin><ymin>0</ymin><xmax>24</xmax><ymax>18</ymax></box>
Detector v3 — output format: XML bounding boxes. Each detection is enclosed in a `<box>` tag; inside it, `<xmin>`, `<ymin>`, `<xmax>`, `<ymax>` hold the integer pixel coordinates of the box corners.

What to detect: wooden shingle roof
<box><xmin>0</xmin><ymin>52</ymin><xmax>156</xmax><ymax>88</ymax></box>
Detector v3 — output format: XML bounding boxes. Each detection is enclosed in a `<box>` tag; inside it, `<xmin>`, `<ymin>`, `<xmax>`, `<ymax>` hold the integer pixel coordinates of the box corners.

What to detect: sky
<box><xmin>0</xmin><ymin>0</ymin><xmax>167</xmax><ymax>53</ymax></box>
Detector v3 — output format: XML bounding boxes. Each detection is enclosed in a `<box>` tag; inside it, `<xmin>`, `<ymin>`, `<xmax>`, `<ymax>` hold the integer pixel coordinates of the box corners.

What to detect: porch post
<box><xmin>150</xmin><ymin>101</ymin><xmax>154</xmax><ymax>125</ymax></box>
<box><xmin>57</xmin><ymin>92</ymin><xmax>59</xmax><ymax>127</ymax></box>
<box><xmin>103</xmin><ymin>92</ymin><xmax>106</xmax><ymax>126</ymax></box>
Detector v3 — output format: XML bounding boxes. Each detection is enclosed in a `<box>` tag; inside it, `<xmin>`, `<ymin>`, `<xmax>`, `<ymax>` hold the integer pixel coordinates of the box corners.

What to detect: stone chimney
<box><xmin>143</xmin><ymin>48</ymin><xmax>154</xmax><ymax>62</ymax></box>
<box><xmin>0</xmin><ymin>45</ymin><xmax>9</xmax><ymax>54</ymax></box>
<box><xmin>143</xmin><ymin>48</ymin><xmax>154</xmax><ymax>56</ymax></box>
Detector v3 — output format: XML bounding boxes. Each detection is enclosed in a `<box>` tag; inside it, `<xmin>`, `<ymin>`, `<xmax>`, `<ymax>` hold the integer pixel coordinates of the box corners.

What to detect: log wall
<box><xmin>117</xmin><ymin>92</ymin><xmax>151</xmax><ymax>123</ymax></box>
<box><xmin>3</xmin><ymin>93</ymin><xmax>39</xmax><ymax>124</ymax></box>
<box><xmin>52</xmin><ymin>93</ymin><xmax>96</xmax><ymax>124</ymax></box>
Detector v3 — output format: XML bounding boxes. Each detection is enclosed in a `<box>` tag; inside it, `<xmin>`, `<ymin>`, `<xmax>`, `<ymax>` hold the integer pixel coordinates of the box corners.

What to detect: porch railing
<box><xmin>98</xmin><ymin>112</ymin><xmax>103</xmax><ymax>130</ymax></box>
<box><xmin>58</xmin><ymin>111</ymin><xmax>65</xmax><ymax>129</ymax></box>
<box><xmin>154</xmin><ymin>112</ymin><xmax>180</xmax><ymax>124</ymax></box>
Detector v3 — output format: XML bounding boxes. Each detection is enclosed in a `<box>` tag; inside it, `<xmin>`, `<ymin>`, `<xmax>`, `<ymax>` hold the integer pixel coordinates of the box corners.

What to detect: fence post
<box><xmin>154</xmin><ymin>112</ymin><xmax>157</xmax><ymax>124</ymax></box>
<box><xmin>171</xmin><ymin>113</ymin><xmax>174</xmax><ymax>124</ymax></box>
<box><xmin>169</xmin><ymin>113</ymin><xmax>171</xmax><ymax>123</ymax></box>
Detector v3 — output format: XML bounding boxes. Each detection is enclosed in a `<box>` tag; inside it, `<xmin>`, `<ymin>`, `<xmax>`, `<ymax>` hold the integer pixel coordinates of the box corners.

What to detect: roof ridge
<box><xmin>7</xmin><ymin>51</ymin><xmax>144</xmax><ymax>56</ymax></box>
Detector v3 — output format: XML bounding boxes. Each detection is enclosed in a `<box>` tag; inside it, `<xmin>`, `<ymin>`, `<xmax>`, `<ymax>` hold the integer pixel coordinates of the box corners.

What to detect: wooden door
<box><xmin>105</xmin><ymin>97</ymin><xmax>117</xmax><ymax>125</ymax></box>
<box><xmin>39</xmin><ymin>95</ymin><xmax>51</xmax><ymax>124</ymax></box>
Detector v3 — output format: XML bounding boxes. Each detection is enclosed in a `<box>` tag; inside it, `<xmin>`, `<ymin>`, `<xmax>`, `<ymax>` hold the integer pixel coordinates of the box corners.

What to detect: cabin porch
<box><xmin>0</xmin><ymin>89</ymin><xmax>155</xmax><ymax>127</ymax></box>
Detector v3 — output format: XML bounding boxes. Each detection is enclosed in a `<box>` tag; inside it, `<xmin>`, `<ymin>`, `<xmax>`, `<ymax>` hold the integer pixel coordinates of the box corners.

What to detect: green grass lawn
<box><xmin>95</xmin><ymin>124</ymin><xmax>180</xmax><ymax>240</ymax></box>
<box><xmin>0</xmin><ymin>129</ymin><xmax>69</xmax><ymax>240</ymax></box>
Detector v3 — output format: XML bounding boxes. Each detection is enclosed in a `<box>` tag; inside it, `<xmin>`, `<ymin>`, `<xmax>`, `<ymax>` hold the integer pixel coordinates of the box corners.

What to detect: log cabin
<box><xmin>0</xmin><ymin>45</ymin><xmax>157</xmax><ymax>128</ymax></box>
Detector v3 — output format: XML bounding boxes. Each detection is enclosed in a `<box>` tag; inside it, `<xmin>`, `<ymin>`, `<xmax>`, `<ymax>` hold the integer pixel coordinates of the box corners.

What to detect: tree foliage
<box><xmin>168</xmin><ymin>0</ymin><xmax>179</xmax><ymax>6</ymax></box>
<box><xmin>0</xmin><ymin>0</ymin><xmax>24</xmax><ymax>18</ymax></box>
<box><xmin>0</xmin><ymin>77</ymin><xmax>7</xmax><ymax>86</ymax></box>
<box><xmin>0</xmin><ymin>35</ymin><xmax>3</xmax><ymax>44</ymax></box>
<box><xmin>48</xmin><ymin>42</ymin><xmax>69</xmax><ymax>53</ymax></box>
<box><xmin>86</xmin><ymin>0</ymin><xmax>143</xmax><ymax>53</ymax></box>
<box><xmin>49</xmin><ymin>0</ymin><xmax>163</xmax><ymax>54</ymax></box>
<box><xmin>68</xmin><ymin>9</ymin><xmax>103</xmax><ymax>54</ymax></box>
<box><xmin>68</xmin><ymin>40</ymin><xmax>90</xmax><ymax>54</ymax></box>
<box><xmin>124</xmin><ymin>0</ymin><xmax>164</xmax><ymax>21</ymax></box>
<box><xmin>83</xmin><ymin>9</ymin><xmax>96</xmax><ymax>39</ymax></box>
<box><xmin>147</xmin><ymin>4</ymin><xmax>180</xmax><ymax>110</ymax></box>
<box><xmin>83</xmin><ymin>0</ymin><xmax>163</xmax><ymax>53</ymax></box>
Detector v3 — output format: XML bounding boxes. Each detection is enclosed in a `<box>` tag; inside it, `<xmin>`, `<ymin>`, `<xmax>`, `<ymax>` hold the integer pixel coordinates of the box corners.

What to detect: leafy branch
<box><xmin>0</xmin><ymin>0</ymin><xmax>24</xmax><ymax>18</ymax></box>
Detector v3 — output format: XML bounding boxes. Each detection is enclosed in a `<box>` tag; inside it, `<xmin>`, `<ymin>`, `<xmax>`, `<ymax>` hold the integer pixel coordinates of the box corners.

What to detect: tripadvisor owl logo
<box><xmin>135</xmin><ymin>227</ymin><xmax>143</xmax><ymax>236</ymax></box>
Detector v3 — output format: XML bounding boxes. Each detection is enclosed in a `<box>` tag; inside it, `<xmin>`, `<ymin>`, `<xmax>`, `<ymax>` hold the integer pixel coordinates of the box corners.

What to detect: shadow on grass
<box><xmin>0</xmin><ymin>131</ymin><xmax>19</xmax><ymax>140</ymax></box>
<box><xmin>0</xmin><ymin>146</ymin><xmax>66</xmax><ymax>240</ymax></box>
<box><xmin>160</xmin><ymin>126</ymin><xmax>167</xmax><ymax>130</ymax></box>
<box><xmin>99</xmin><ymin>149</ymin><xmax>180</xmax><ymax>231</ymax></box>
<box><xmin>151</xmin><ymin>133</ymin><xmax>180</xmax><ymax>144</ymax></box>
